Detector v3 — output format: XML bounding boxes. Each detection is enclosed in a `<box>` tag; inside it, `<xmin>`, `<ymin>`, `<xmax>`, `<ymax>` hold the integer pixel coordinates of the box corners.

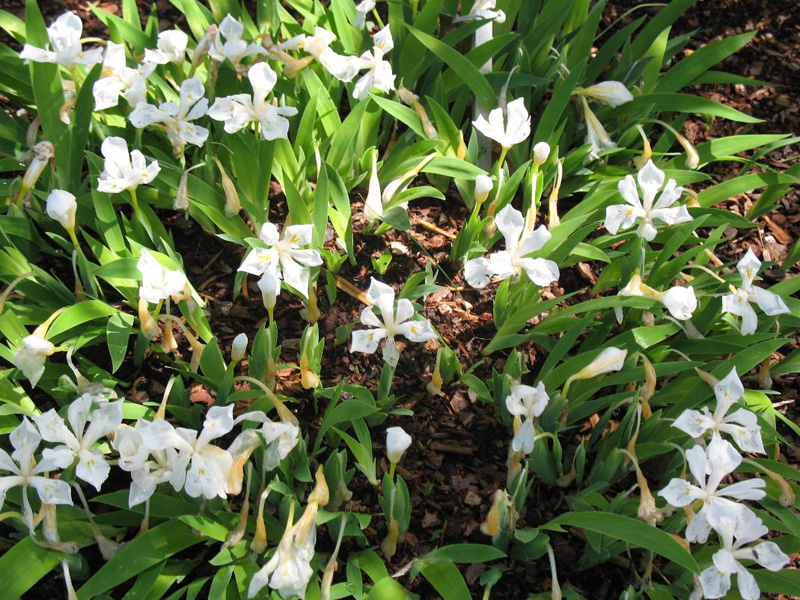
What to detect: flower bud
<box><xmin>363</xmin><ymin>150</ymin><xmax>383</xmax><ymax>222</ymax></box>
<box><xmin>257</xmin><ymin>273</ymin><xmax>278</xmax><ymax>312</ymax></box>
<box><xmin>575</xmin><ymin>81</ymin><xmax>633</xmax><ymax>107</ymax></box>
<box><xmin>386</xmin><ymin>426</ymin><xmax>412</xmax><ymax>465</ymax></box>
<box><xmin>45</xmin><ymin>189</ymin><xmax>77</xmax><ymax>232</ymax></box>
<box><xmin>231</xmin><ymin>333</ymin><xmax>247</xmax><ymax>363</ymax></box>
<box><xmin>565</xmin><ymin>348</ymin><xmax>627</xmax><ymax>396</ymax></box>
<box><xmin>174</xmin><ymin>162</ymin><xmax>204</xmax><ymax>211</ymax></box>
<box><xmin>474</xmin><ymin>174</ymin><xmax>493</xmax><ymax>206</ymax></box>
<box><xmin>533</xmin><ymin>142</ymin><xmax>551</xmax><ymax>166</ymax></box>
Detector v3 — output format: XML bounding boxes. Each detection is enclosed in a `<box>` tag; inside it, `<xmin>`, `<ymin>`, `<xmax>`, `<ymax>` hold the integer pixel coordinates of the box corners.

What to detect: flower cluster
<box><xmin>659</xmin><ymin>369</ymin><xmax>790</xmax><ymax>599</ymax></box>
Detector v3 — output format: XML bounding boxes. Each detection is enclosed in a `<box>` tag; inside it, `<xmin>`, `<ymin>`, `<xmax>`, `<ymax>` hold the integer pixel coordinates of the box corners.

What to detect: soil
<box><xmin>1</xmin><ymin>1</ymin><xmax>797</xmax><ymax>599</ymax></box>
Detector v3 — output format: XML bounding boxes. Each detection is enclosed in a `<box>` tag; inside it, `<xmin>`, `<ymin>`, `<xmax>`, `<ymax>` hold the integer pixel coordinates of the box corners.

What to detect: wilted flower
<box><xmin>239</xmin><ymin>221</ymin><xmax>323</xmax><ymax>301</ymax></box>
<box><xmin>137</xmin><ymin>249</ymin><xmax>188</xmax><ymax>304</ymax></box>
<box><xmin>45</xmin><ymin>189</ymin><xmax>77</xmax><ymax>232</ymax></box>
<box><xmin>129</xmin><ymin>77</ymin><xmax>210</xmax><ymax>153</ymax></box>
<box><xmin>35</xmin><ymin>397</ymin><xmax>124</xmax><ymax>491</ymax></box>
<box><xmin>506</xmin><ymin>382</ymin><xmax>549</xmax><ymax>454</ymax></box>
<box><xmin>208</xmin><ymin>62</ymin><xmax>298</xmax><ymax>140</ymax></box>
<box><xmin>464</xmin><ymin>204</ymin><xmax>559</xmax><ymax>288</ymax></box>
<box><xmin>605</xmin><ymin>160</ymin><xmax>691</xmax><ymax>241</ymax></box>
<box><xmin>352</xmin><ymin>26</ymin><xmax>396</xmax><ymax>100</ymax></box>
<box><xmin>209</xmin><ymin>15</ymin><xmax>265</xmax><ymax>66</ymax></box>
<box><xmin>13</xmin><ymin>333</ymin><xmax>56</xmax><ymax>388</ymax></box>
<box><xmin>20</xmin><ymin>12</ymin><xmax>103</xmax><ymax>70</ymax></box>
<box><xmin>658</xmin><ymin>436</ymin><xmax>765</xmax><ymax>543</ymax></box>
<box><xmin>673</xmin><ymin>368</ymin><xmax>764</xmax><ymax>454</ymax></box>
<box><xmin>19</xmin><ymin>141</ymin><xmax>54</xmax><ymax>199</ymax></box>
<box><xmin>96</xmin><ymin>136</ymin><xmax>160</xmax><ymax>195</ymax></box>
<box><xmin>144</xmin><ymin>30</ymin><xmax>189</xmax><ymax>65</ymax></box>
<box><xmin>580</xmin><ymin>96</ymin><xmax>617</xmax><ymax>156</ymax></box>
<box><xmin>350</xmin><ymin>278</ymin><xmax>437</xmax><ymax>367</ymax></box>
<box><xmin>0</xmin><ymin>419</ymin><xmax>73</xmax><ymax>511</ymax></box>
<box><xmin>472</xmin><ymin>97</ymin><xmax>531</xmax><ymax>150</ymax></box>
<box><xmin>574</xmin><ymin>81</ymin><xmax>634</xmax><ymax>107</ymax></box>
<box><xmin>722</xmin><ymin>248</ymin><xmax>789</xmax><ymax>335</ymax></box>
<box><xmin>386</xmin><ymin>426</ymin><xmax>412</xmax><ymax>465</ymax></box>
<box><xmin>700</xmin><ymin>503</ymin><xmax>790</xmax><ymax>600</ymax></box>
<box><xmin>93</xmin><ymin>42</ymin><xmax>154</xmax><ymax>111</ymax></box>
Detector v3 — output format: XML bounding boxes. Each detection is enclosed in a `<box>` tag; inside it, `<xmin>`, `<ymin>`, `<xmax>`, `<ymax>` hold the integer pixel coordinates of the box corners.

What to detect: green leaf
<box><xmin>78</xmin><ymin>521</ymin><xmax>202</xmax><ymax>599</ymax></box>
<box><xmin>753</xmin><ymin>568</ymin><xmax>800</xmax><ymax>597</ymax></box>
<box><xmin>420</xmin><ymin>561</ymin><xmax>471</xmax><ymax>600</ymax></box>
<box><xmin>543</xmin><ymin>512</ymin><xmax>699</xmax><ymax>573</ymax></box>
<box><xmin>405</xmin><ymin>24</ymin><xmax>496</xmax><ymax>110</ymax></box>
<box><xmin>613</xmin><ymin>93</ymin><xmax>763</xmax><ymax>124</ymax></box>
<box><xmin>48</xmin><ymin>301</ymin><xmax>118</xmax><ymax>340</ymax></box>
<box><xmin>107</xmin><ymin>311</ymin><xmax>134</xmax><ymax>373</ymax></box>
<box><xmin>697</xmin><ymin>172</ymin><xmax>800</xmax><ymax>207</ymax></box>
<box><xmin>655</xmin><ymin>32</ymin><xmax>757</xmax><ymax>93</ymax></box>
<box><xmin>0</xmin><ymin>537</ymin><xmax>62</xmax><ymax>599</ymax></box>
<box><xmin>366</xmin><ymin>577</ymin><xmax>414</xmax><ymax>599</ymax></box>
<box><xmin>422</xmin><ymin>544</ymin><xmax>505</xmax><ymax>564</ymax></box>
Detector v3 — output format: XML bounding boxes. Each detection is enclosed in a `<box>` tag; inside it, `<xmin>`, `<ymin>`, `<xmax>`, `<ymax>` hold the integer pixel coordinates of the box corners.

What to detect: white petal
<box><xmin>504</xmin><ymin>98</ymin><xmax>531</xmax><ymax>146</ymax></box>
<box><xmin>658</xmin><ymin>478</ymin><xmax>704</xmax><ymax>507</ymax></box>
<box><xmin>672</xmin><ymin>409</ymin><xmax>714</xmax><ymax>439</ymax></box>
<box><xmin>34</xmin><ymin>409</ymin><xmax>77</xmax><ymax>447</ymax></box>
<box><xmin>737</xmin><ymin>248</ymin><xmax>761</xmax><ymax>290</ymax></box>
<box><xmin>718</xmin><ymin>479</ymin><xmax>766</xmax><ymax>501</ymax></box>
<box><xmin>518</xmin><ymin>258</ymin><xmax>559</xmax><ymax>287</ymax></box>
<box><xmin>699</xmin><ymin>565</ymin><xmax>731</xmax><ymax>599</ymax></box>
<box><xmin>197</xmin><ymin>406</ymin><xmax>235</xmax><ymax>448</ymax></box>
<box><xmin>751</xmin><ymin>287</ymin><xmax>790</xmax><ymax>316</ymax></box>
<box><xmin>748</xmin><ymin>541</ymin><xmax>790</xmax><ymax>571</ymax></box>
<box><xmin>464</xmin><ymin>257</ymin><xmax>492</xmax><ymax>288</ymax></box>
<box><xmin>396</xmin><ymin>318</ymin><xmax>437</xmax><ymax>343</ymax></box>
<box><xmin>487</xmin><ymin>251</ymin><xmax>515</xmax><ymax>281</ymax></box>
<box><xmin>29</xmin><ymin>475</ymin><xmax>73</xmax><ymax>505</ymax></box>
<box><xmin>650</xmin><ymin>205</ymin><xmax>692</xmax><ymax>226</ymax></box>
<box><xmin>637</xmin><ymin>160</ymin><xmax>666</xmax><ymax>208</ymax></box>
<box><xmin>660</xmin><ymin>286</ymin><xmax>697</xmax><ymax>320</ymax></box>
<box><xmin>76</xmin><ymin>449</ymin><xmax>111</xmax><ymax>491</ymax></box>
<box><xmin>740</xmin><ymin>302</ymin><xmax>759</xmax><ymax>335</ymax></box>
<box><xmin>351</xmin><ymin>328</ymin><xmax>386</xmax><ymax>355</ymax></box>
<box><xmin>382</xmin><ymin>338</ymin><xmax>400</xmax><ymax>367</ymax></box>
<box><xmin>248</xmin><ymin>62</ymin><xmax>277</xmax><ymax>104</ymax></box>
<box><xmin>734</xmin><ymin>564</ymin><xmax>760</xmax><ymax>600</ymax></box>
<box><xmin>494</xmin><ymin>204</ymin><xmax>524</xmax><ymax>249</ymax></box>
<box><xmin>604</xmin><ymin>204</ymin><xmax>638</xmax><ymax>234</ymax></box>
